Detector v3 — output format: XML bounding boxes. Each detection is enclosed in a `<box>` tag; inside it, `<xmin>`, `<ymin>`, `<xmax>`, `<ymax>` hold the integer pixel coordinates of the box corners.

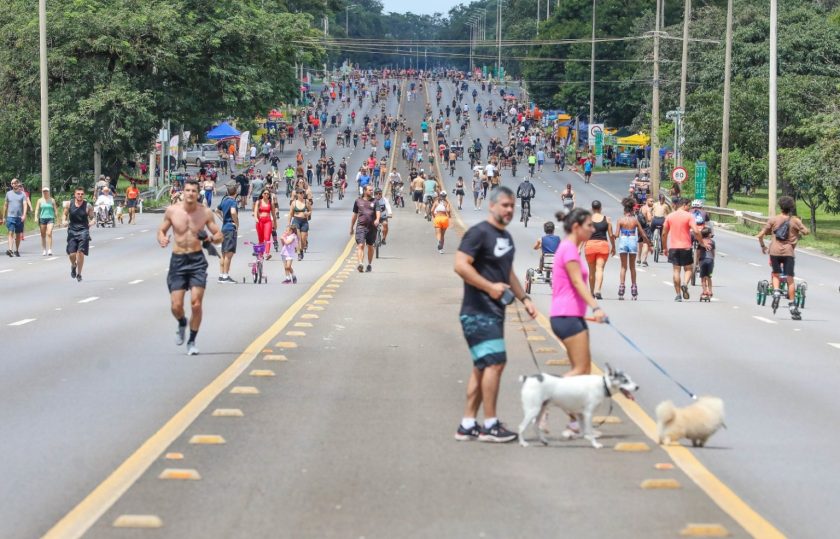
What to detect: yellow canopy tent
<box><xmin>616</xmin><ymin>133</ymin><xmax>650</xmax><ymax>146</ymax></box>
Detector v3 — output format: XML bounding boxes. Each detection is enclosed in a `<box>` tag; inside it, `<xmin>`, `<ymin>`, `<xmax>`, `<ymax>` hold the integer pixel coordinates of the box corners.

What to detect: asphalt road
<box><xmin>1</xmin><ymin>84</ymin><xmax>402</xmax><ymax>539</ymax></box>
<box><xmin>432</xmin><ymin>80</ymin><xmax>840</xmax><ymax>538</ymax></box>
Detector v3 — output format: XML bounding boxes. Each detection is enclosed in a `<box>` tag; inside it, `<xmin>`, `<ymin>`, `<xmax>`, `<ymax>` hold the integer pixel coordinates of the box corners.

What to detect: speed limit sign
<box><xmin>671</xmin><ymin>166</ymin><xmax>687</xmax><ymax>184</ymax></box>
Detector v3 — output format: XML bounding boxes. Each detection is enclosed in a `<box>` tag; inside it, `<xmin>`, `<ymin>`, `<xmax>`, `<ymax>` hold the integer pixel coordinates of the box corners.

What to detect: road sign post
<box><xmin>589</xmin><ymin>124</ymin><xmax>604</xmax><ymax>167</ymax></box>
<box><xmin>695</xmin><ymin>161</ymin><xmax>707</xmax><ymax>200</ymax></box>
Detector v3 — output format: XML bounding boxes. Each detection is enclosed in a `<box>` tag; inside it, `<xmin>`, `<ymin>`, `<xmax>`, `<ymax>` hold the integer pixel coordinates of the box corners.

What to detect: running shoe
<box><xmin>681</xmin><ymin>284</ymin><xmax>690</xmax><ymax>300</ymax></box>
<box><xmin>594</xmin><ymin>292</ymin><xmax>603</xmax><ymax>300</ymax></box>
<box><xmin>292</xmin><ymin>275</ymin><xmax>297</xmax><ymax>284</ymax></box>
<box><xmin>42</xmin><ymin>250</ymin><xmax>46</xmax><ymax>256</ymax></box>
<box><xmin>14</xmin><ymin>251</ymin><xmax>20</xmax><ymax>257</ymax></box>
<box><xmin>5</xmin><ymin>249</ymin><xmax>11</xmax><ymax>257</ymax></box>
<box><xmin>47</xmin><ymin>250</ymin><xmax>52</xmax><ymax>256</ymax></box>
<box><xmin>454</xmin><ymin>423</ymin><xmax>481</xmax><ymax>441</ymax></box>
<box><xmin>217</xmin><ymin>276</ymin><xmax>225</xmax><ymax>283</ymax></box>
<box><xmin>71</xmin><ymin>265</ymin><xmax>77</xmax><ymax>279</ymax></box>
<box><xmin>222</xmin><ymin>276</ymin><xmax>237</xmax><ymax>283</ymax></box>
<box><xmin>357</xmin><ymin>263</ymin><xmax>364</xmax><ymax>273</ymax></box>
<box><xmin>674</xmin><ymin>295</ymin><xmax>682</xmax><ymax>302</ymax></box>
<box><xmin>365</xmin><ymin>264</ymin><xmax>372</xmax><ymax>272</ymax></box>
<box><xmin>76</xmin><ymin>274</ymin><xmax>82</xmax><ymax>282</ymax></box>
<box><xmin>439</xmin><ymin>249</ymin><xmax>444</xmax><ymax>254</ymax></box>
<box><xmin>478</xmin><ymin>421</ymin><xmax>517</xmax><ymax>443</ymax></box>
<box><xmin>282</xmin><ymin>278</ymin><xmax>291</xmax><ymax>284</ymax></box>
<box><xmin>186</xmin><ymin>342</ymin><xmax>200</xmax><ymax>356</ymax></box>
<box><xmin>176</xmin><ymin>323</ymin><xmax>187</xmax><ymax>346</ymax></box>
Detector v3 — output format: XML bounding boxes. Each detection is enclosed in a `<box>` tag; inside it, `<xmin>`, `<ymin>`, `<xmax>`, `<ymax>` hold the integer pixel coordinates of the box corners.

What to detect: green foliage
<box><xmin>0</xmin><ymin>0</ymin><xmax>322</xmax><ymax>187</ymax></box>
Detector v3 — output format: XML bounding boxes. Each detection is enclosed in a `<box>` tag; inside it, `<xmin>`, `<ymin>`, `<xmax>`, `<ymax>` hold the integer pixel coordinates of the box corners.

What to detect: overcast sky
<box><xmin>381</xmin><ymin>0</ymin><xmax>455</xmax><ymax>16</ymax></box>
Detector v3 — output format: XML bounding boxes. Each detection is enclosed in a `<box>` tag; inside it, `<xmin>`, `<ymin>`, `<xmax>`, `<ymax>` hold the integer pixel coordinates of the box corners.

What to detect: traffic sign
<box><xmin>695</xmin><ymin>161</ymin><xmax>708</xmax><ymax>199</ymax></box>
<box><xmin>671</xmin><ymin>166</ymin><xmax>687</xmax><ymax>184</ymax></box>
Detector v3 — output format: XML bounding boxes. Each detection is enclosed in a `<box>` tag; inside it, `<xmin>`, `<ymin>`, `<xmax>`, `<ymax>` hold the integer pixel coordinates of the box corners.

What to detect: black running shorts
<box><xmin>167</xmin><ymin>251</ymin><xmax>208</xmax><ymax>292</ymax></box>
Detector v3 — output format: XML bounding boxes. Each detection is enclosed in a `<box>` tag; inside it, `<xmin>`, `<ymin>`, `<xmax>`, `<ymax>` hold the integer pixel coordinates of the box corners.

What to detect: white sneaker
<box><xmin>47</xmin><ymin>250</ymin><xmax>52</xmax><ymax>256</ymax></box>
<box><xmin>186</xmin><ymin>343</ymin><xmax>199</xmax><ymax>355</ymax></box>
<box><xmin>42</xmin><ymin>250</ymin><xmax>47</xmax><ymax>256</ymax></box>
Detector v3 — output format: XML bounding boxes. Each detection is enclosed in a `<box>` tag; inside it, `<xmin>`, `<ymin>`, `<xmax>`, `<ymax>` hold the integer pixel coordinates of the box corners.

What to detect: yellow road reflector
<box><xmin>164</xmin><ymin>452</ymin><xmax>183</xmax><ymax>460</ymax></box>
<box><xmin>593</xmin><ymin>416</ymin><xmax>622</xmax><ymax>424</ymax></box>
<box><xmin>249</xmin><ymin>369</ymin><xmax>275</xmax><ymax>377</ymax></box>
<box><xmin>159</xmin><ymin>468</ymin><xmax>201</xmax><ymax>480</ymax></box>
<box><xmin>527</xmin><ymin>335</ymin><xmax>546</xmax><ymax>341</ymax></box>
<box><xmin>641</xmin><ymin>478</ymin><xmax>681</xmax><ymax>489</ymax></box>
<box><xmin>261</xmin><ymin>348</ymin><xmax>273</xmax><ymax>354</ymax></box>
<box><xmin>264</xmin><ymin>354</ymin><xmax>288</xmax><ymax>361</ymax></box>
<box><xmin>275</xmin><ymin>341</ymin><xmax>298</xmax><ymax>348</ymax></box>
<box><xmin>307</xmin><ymin>306</ymin><xmax>324</xmax><ymax>311</ymax></box>
<box><xmin>301</xmin><ymin>314</ymin><xmax>319</xmax><ymax>319</ymax></box>
<box><xmin>535</xmin><ymin>347</ymin><xmax>557</xmax><ymax>354</ymax></box>
<box><xmin>294</xmin><ymin>322</ymin><xmax>313</xmax><ymax>328</ymax></box>
<box><xmin>189</xmin><ymin>435</ymin><xmax>226</xmax><ymax>445</ymax></box>
<box><xmin>318</xmin><ymin>295</ymin><xmax>333</xmax><ymax>299</ymax></box>
<box><xmin>113</xmin><ymin>515</ymin><xmax>163</xmax><ymax>529</ymax></box>
<box><xmin>314</xmin><ymin>300</ymin><xmax>329</xmax><ymax>305</ymax></box>
<box><xmin>212</xmin><ymin>408</ymin><xmax>244</xmax><ymax>417</ymax></box>
<box><xmin>680</xmin><ymin>524</ymin><xmax>730</xmax><ymax>537</ymax></box>
<box><xmin>614</xmin><ymin>442</ymin><xmax>651</xmax><ymax>452</ymax></box>
<box><xmin>545</xmin><ymin>358</ymin><xmax>570</xmax><ymax>366</ymax></box>
<box><xmin>230</xmin><ymin>386</ymin><xmax>259</xmax><ymax>395</ymax></box>
<box><xmin>286</xmin><ymin>331</ymin><xmax>306</xmax><ymax>336</ymax></box>
<box><xmin>326</xmin><ymin>285</ymin><xmax>339</xmax><ymax>289</ymax></box>
<box><xmin>655</xmin><ymin>463</ymin><xmax>675</xmax><ymax>470</ymax></box>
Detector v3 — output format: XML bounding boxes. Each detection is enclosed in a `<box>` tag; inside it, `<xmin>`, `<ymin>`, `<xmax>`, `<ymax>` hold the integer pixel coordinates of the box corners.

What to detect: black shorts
<box><xmin>550</xmin><ymin>316</ymin><xmax>588</xmax><ymax>340</ymax></box>
<box><xmin>66</xmin><ymin>229</ymin><xmax>90</xmax><ymax>256</ymax></box>
<box><xmin>460</xmin><ymin>313</ymin><xmax>506</xmax><ymax>370</ymax></box>
<box><xmin>126</xmin><ymin>199</ymin><xmax>138</xmax><ymax>209</ymax></box>
<box><xmin>355</xmin><ymin>225</ymin><xmax>376</xmax><ymax>246</ymax></box>
<box><xmin>167</xmin><ymin>252</ymin><xmax>208</xmax><ymax>293</ymax></box>
<box><xmin>293</xmin><ymin>217</ymin><xmax>310</xmax><ymax>233</ymax></box>
<box><xmin>222</xmin><ymin>229</ymin><xmax>237</xmax><ymax>254</ymax></box>
<box><xmin>699</xmin><ymin>258</ymin><xmax>715</xmax><ymax>278</ymax></box>
<box><xmin>668</xmin><ymin>248</ymin><xmax>694</xmax><ymax>267</ymax></box>
<box><xmin>770</xmin><ymin>255</ymin><xmax>795</xmax><ymax>277</ymax></box>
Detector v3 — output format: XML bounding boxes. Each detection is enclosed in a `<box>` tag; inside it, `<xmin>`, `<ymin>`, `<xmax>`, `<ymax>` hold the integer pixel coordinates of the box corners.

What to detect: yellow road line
<box><xmin>43</xmin><ymin>238</ymin><xmax>355</xmax><ymax>539</ymax></box>
<box><xmin>530</xmin><ymin>312</ymin><xmax>784</xmax><ymax>538</ymax></box>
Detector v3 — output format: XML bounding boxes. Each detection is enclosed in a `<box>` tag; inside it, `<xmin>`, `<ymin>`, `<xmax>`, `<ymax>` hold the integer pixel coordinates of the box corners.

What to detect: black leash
<box><xmin>514</xmin><ymin>303</ymin><xmax>542</xmax><ymax>373</ymax></box>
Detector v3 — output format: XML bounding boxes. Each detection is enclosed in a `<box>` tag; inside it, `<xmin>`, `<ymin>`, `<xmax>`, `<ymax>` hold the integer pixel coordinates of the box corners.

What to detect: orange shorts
<box><xmin>434</xmin><ymin>215</ymin><xmax>450</xmax><ymax>230</ymax></box>
<box><xmin>584</xmin><ymin>240</ymin><xmax>610</xmax><ymax>263</ymax></box>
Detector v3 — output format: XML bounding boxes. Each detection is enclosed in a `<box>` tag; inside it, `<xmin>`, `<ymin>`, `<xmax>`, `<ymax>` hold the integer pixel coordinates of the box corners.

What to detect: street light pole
<box><xmin>720</xmin><ymin>0</ymin><xmax>733</xmax><ymax>207</ymax></box>
<box><xmin>38</xmin><ymin>0</ymin><xmax>50</xmax><ymax>190</ymax></box>
<box><xmin>768</xmin><ymin>0</ymin><xmax>778</xmax><ymax>216</ymax></box>
<box><xmin>678</xmin><ymin>0</ymin><xmax>690</xmax><ymax>167</ymax></box>
<box><xmin>651</xmin><ymin>0</ymin><xmax>662</xmax><ymax>199</ymax></box>
<box><xmin>589</xmin><ymin>0</ymin><xmax>596</xmax><ymax>132</ymax></box>
<box><xmin>497</xmin><ymin>0</ymin><xmax>502</xmax><ymax>79</ymax></box>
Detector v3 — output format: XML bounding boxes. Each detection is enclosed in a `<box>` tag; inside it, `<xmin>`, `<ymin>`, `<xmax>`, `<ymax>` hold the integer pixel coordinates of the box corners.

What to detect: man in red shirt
<box><xmin>662</xmin><ymin>198</ymin><xmax>702</xmax><ymax>301</ymax></box>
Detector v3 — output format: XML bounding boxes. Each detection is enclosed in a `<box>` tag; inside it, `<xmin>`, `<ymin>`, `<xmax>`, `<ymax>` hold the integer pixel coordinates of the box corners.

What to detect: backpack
<box><xmin>774</xmin><ymin>217</ymin><xmax>790</xmax><ymax>241</ymax></box>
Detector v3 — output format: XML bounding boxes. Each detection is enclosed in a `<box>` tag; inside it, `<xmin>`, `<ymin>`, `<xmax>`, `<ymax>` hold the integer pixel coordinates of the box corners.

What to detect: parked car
<box><xmin>184</xmin><ymin>144</ymin><xmax>221</xmax><ymax>168</ymax></box>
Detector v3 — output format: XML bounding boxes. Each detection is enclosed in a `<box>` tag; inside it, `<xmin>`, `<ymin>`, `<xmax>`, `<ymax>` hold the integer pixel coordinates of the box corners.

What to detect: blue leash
<box><xmin>604</xmin><ymin>320</ymin><xmax>698</xmax><ymax>400</ymax></box>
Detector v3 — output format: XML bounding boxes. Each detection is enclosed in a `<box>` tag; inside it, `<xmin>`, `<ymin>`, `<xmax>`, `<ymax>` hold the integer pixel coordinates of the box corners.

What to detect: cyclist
<box><xmin>516</xmin><ymin>177</ymin><xmax>535</xmax><ymax>222</ymax></box>
<box><xmin>423</xmin><ymin>174</ymin><xmax>438</xmax><ymax>220</ymax></box>
<box><xmin>283</xmin><ymin>165</ymin><xmax>295</xmax><ymax>198</ymax></box>
<box><xmin>757</xmin><ymin>195</ymin><xmax>809</xmax><ymax>320</ymax></box>
<box><xmin>527</xmin><ymin>151</ymin><xmax>537</xmax><ymax>177</ymax></box>
<box><xmin>324</xmin><ymin>174</ymin><xmax>334</xmax><ymax>205</ymax></box>
<box><xmin>373</xmin><ymin>188</ymin><xmax>391</xmax><ymax>246</ymax></box>
<box><xmin>650</xmin><ymin>193</ymin><xmax>670</xmax><ymax>252</ymax></box>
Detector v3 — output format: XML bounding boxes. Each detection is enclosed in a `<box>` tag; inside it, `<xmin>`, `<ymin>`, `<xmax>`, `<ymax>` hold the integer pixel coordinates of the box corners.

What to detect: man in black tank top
<box><xmin>62</xmin><ymin>187</ymin><xmax>94</xmax><ymax>282</ymax></box>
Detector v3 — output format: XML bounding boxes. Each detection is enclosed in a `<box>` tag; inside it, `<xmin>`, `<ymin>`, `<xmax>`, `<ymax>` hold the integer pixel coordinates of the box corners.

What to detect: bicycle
<box><xmin>244</xmin><ymin>241</ymin><xmax>268</xmax><ymax>284</ymax></box>
<box><xmin>652</xmin><ymin>227</ymin><xmax>662</xmax><ymax>263</ymax></box>
<box><xmin>521</xmin><ymin>198</ymin><xmax>531</xmax><ymax>228</ymax></box>
<box><xmin>375</xmin><ymin>223</ymin><xmax>384</xmax><ymax>259</ymax></box>
<box><xmin>425</xmin><ymin>196</ymin><xmax>434</xmax><ymax>222</ymax></box>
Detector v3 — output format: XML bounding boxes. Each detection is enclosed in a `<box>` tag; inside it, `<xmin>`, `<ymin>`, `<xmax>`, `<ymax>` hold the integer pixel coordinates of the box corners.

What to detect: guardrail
<box><xmin>705</xmin><ymin>205</ymin><xmax>769</xmax><ymax>227</ymax></box>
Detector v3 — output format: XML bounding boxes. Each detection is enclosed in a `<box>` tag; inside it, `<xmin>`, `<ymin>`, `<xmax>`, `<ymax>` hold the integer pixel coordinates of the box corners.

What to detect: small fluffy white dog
<box><xmin>656</xmin><ymin>396</ymin><xmax>725</xmax><ymax>447</ymax></box>
<box><xmin>518</xmin><ymin>364</ymin><xmax>639</xmax><ymax>449</ymax></box>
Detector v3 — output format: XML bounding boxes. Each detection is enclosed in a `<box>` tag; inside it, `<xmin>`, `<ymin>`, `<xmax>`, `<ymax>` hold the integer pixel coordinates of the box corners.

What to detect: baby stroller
<box><xmin>95</xmin><ymin>203</ymin><xmax>115</xmax><ymax>228</ymax></box>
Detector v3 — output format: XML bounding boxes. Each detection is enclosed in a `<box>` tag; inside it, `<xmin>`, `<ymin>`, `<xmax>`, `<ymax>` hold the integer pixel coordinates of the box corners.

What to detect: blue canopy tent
<box><xmin>206</xmin><ymin>122</ymin><xmax>241</xmax><ymax>140</ymax></box>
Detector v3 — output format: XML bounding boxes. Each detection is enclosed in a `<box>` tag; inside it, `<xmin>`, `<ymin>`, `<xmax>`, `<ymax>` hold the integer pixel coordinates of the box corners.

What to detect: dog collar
<box><xmin>603</xmin><ymin>376</ymin><xmax>611</xmax><ymax>398</ymax></box>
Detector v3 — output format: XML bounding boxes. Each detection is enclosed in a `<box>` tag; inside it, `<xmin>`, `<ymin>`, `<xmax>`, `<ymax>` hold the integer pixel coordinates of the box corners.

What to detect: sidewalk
<box><xmin>88</xmin><ymin>206</ymin><xmax>744</xmax><ymax>538</ymax></box>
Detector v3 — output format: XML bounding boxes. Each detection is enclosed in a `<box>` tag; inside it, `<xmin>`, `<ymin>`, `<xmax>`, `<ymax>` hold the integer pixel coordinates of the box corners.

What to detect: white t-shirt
<box><xmin>485</xmin><ymin>164</ymin><xmax>496</xmax><ymax>178</ymax></box>
<box><xmin>250</xmin><ymin>146</ymin><xmax>257</xmax><ymax>158</ymax></box>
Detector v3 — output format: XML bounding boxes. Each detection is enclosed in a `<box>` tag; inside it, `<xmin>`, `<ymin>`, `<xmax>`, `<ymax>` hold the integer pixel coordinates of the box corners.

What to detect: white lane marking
<box><xmin>828</xmin><ymin>343</ymin><xmax>840</xmax><ymax>350</ymax></box>
<box><xmin>753</xmin><ymin>316</ymin><xmax>777</xmax><ymax>325</ymax></box>
<box><xmin>115</xmin><ymin>236</ymin><xmax>124</xmax><ymax>240</ymax></box>
<box><xmin>78</xmin><ymin>296</ymin><xmax>100</xmax><ymax>304</ymax></box>
<box><xmin>662</xmin><ymin>280</ymin><xmax>672</xmax><ymax>286</ymax></box>
<box><xmin>45</xmin><ymin>257</ymin><xmax>57</xmax><ymax>261</ymax></box>
<box><xmin>128</xmin><ymin>279</ymin><xmax>143</xmax><ymax>285</ymax></box>
<box><xmin>141</xmin><ymin>229</ymin><xmax>149</xmax><ymax>232</ymax></box>
<box><xmin>0</xmin><ymin>269</ymin><xmax>12</xmax><ymax>274</ymax></box>
<box><xmin>55</xmin><ymin>308</ymin><xmax>62</xmax><ymax>311</ymax></box>
<box><xmin>748</xmin><ymin>262</ymin><xmax>761</xmax><ymax>267</ymax></box>
<box><xmin>8</xmin><ymin>318</ymin><xmax>36</xmax><ymax>326</ymax></box>
<box><xmin>718</xmin><ymin>252</ymin><xmax>728</xmax><ymax>257</ymax></box>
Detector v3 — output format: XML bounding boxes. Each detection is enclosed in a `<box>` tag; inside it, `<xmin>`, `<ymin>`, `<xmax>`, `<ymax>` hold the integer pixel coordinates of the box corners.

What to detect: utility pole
<box><xmin>768</xmin><ymin>0</ymin><xmax>778</xmax><ymax>216</ymax></box>
<box><xmin>589</xmin><ymin>0</ymin><xmax>596</xmax><ymax>132</ymax></box>
<box><xmin>720</xmin><ymin>0</ymin><xmax>733</xmax><ymax>207</ymax></box>
<box><xmin>678</xmin><ymin>0</ymin><xmax>690</xmax><ymax>166</ymax></box>
<box><xmin>38</xmin><ymin>0</ymin><xmax>50</xmax><ymax>190</ymax></box>
<box><xmin>497</xmin><ymin>0</ymin><xmax>503</xmax><ymax>79</ymax></box>
<box><xmin>537</xmin><ymin>0</ymin><xmax>541</xmax><ymax>36</ymax></box>
<box><xmin>651</xmin><ymin>0</ymin><xmax>662</xmax><ymax>199</ymax></box>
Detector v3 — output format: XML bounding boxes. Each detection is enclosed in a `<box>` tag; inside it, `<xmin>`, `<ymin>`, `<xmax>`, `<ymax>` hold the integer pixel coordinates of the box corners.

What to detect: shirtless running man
<box><xmin>158</xmin><ymin>179</ymin><xmax>222</xmax><ymax>355</ymax></box>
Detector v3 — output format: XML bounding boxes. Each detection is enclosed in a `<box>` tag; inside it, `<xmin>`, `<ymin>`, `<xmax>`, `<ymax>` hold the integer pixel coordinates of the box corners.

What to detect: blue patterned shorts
<box><xmin>460</xmin><ymin>313</ymin><xmax>506</xmax><ymax>370</ymax></box>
